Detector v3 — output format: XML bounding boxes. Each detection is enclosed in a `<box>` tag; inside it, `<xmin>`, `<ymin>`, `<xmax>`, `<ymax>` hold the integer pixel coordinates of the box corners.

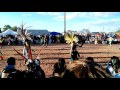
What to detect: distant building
<box><xmin>27</xmin><ymin>29</ymin><xmax>49</xmax><ymax>36</ymax></box>
<box><xmin>92</xmin><ymin>32</ymin><xmax>99</xmax><ymax>35</ymax></box>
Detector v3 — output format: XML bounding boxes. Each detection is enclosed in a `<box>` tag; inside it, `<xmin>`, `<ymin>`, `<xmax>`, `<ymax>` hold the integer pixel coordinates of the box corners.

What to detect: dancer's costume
<box><xmin>14</xmin><ymin>23</ymin><xmax>43</xmax><ymax>78</ymax></box>
<box><xmin>0</xmin><ymin>50</ymin><xmax>3</xmax><ymax>60</ymax></box>
<box><xmin>107</xmin><ymin>37</ymin><xmax>114</xmax><ymax>46</ymax></box>
<box><xmin>0</xmin><ymin>38</ymin><xmax>3</xmax><ymax>48</ymax></box>
<box><xmin>17</xmin><ymin>22</ymin><xmax>32</xmax><ymax>61</ymax></box>
<box><xmin>64</xmin><ymin>32</ymin><xmax>79</xmax><ymax>55</ymax></box>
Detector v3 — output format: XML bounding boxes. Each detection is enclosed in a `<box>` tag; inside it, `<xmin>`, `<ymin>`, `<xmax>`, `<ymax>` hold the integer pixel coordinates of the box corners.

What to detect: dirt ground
<box><xmin>0</xmin><ymin>43</ymin><xmax>120</xmax><ymax>78</ymax></box>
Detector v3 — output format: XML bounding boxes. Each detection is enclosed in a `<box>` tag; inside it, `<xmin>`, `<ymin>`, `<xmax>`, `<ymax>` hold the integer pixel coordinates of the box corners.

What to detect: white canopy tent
<box><xmin>1</xmin><ymin>29</ymin><xmax>18</xmax><ymax>36</ymax></box>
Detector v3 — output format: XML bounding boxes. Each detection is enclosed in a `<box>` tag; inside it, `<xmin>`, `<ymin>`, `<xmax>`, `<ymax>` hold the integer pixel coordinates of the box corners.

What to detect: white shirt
<box><xmin>23</xmin><ymin>47</ymin><xmax>29</xmax><ymax>59</ymax></box>
<box><xmin>107</xmin><ymin>66</ymin><xmax>120</xmax><ymax>78</ymax></box>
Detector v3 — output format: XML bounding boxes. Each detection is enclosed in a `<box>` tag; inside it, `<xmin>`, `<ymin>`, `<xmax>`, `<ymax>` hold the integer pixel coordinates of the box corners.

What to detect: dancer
<box><xmin>65</xmin><ymin>32</ymin><xmax>81</xmax><ymax>62</ymax></box>
<box><xmin>65</xmin><ymin>32</ymin><xmax>79</xmax><ymax>54</ymax></box>
<box><xmin>94</xmin><ymin>36</ymin><xmax>98</xmax><ymax>45</ymax></box>
<box><xmin>70</xmin><ymin>49</ymin><xmax>80</xmax><ymax>61</ymax></box>
<box><xmin>43</xmin><ymin>35</ymin><xmax>48</xmax><ymax>47</ymax></box>
<box><xmin>17</xmin><ymin>22</ymin><xmax>32</xmax><ymax>63</ymax></box>
<box><xmin>107</xmin><ymin>36</ymin><xmax>114</xmax><ymax>47</ymax></box>
<box><xmin>23</xmin><ymin>39</ymin><xmax>31</xmax><ymax>60</ymax></box>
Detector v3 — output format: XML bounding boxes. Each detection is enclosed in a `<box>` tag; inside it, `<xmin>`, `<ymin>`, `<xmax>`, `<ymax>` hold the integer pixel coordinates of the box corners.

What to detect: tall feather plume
<box><xmin>65</xmin><ymin>32</ymin><xmax>79</xmax><ymax>44</ymax></box>
<box><xmin>17</xmin><ymin>22</ymin><xmax>31</xmax><ymax>42</ymax></box>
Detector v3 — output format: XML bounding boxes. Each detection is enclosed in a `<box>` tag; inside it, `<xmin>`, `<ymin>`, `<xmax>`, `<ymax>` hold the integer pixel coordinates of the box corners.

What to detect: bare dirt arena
<box><xmin>0</xmin><ymin>44</ymin><xmax>120</xmax><ymax>78</ymax></box>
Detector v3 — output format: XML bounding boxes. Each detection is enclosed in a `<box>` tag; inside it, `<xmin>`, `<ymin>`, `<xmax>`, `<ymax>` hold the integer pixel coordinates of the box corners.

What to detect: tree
<box><xmin>3</xmin><ymin>25</ymin><xmax>12</xmax><ymax>31</ymax></box>
<box><xmin>115</xmin><ymin>29</ymin><xmax>120</xmax><ymax>33</ymax></box>
<box><xmin>12</xmin><ymin>26</ymin><xmax>17</xmax><ymax>31</ymax></box>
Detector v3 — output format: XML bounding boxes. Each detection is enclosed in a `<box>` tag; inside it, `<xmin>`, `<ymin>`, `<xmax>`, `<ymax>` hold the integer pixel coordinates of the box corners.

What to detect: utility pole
<box><xmin>64</xmin><ymin>12</ymin><xmax>66</xmax><ymax>35</ymax></box>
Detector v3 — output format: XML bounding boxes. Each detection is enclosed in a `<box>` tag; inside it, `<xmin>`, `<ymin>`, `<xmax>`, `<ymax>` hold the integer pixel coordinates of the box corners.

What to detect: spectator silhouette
<box><xmin>1</xmin><ymin>57</ymin><xmax>22</xmax><ymax>78</ymax></box>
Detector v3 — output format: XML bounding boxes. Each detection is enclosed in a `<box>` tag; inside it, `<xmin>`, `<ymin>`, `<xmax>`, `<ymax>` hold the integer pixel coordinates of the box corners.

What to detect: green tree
<box><xmin>115</xmin><ymin>29</ymin><xmax>120</xmax><ymax>33</ymax></box>
<box><xmin>3</xmin><ymin>25</ymin><xmax>12</xmax><ymax>31</ymax></box>
<box><xmin>12</xmin><ymin>26</ymin><xmax>17</xmax><ymax>31</ymax></box>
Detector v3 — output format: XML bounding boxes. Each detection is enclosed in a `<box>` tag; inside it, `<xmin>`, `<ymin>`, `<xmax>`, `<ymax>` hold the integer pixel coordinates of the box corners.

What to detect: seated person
<box><xmin>86</xmin><ymin>57</ymin><xmax>103</xmax><ymax>69</ymax></box>
<box><xmin>1</xmin><ymin>57</ymin><xmax>21</xmax><ymax>78</ymax></box>
<box><xmin>106</xmin><ymin>56</ymin><xmax>120</xmax><ymax>78</ymax></box>
<box><xmin>25</xmin><ymin>59</ymin><xmax>45</xmax><ymax>79</ymax></box>
<box><xmin>52</xmin><ymin>58</ymin><xmax>66</xmax><ymax>78</ymax></box>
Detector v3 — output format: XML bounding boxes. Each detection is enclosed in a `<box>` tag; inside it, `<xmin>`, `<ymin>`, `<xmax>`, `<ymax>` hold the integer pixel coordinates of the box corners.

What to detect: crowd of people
<box><xmin>0</xmin><ymin>34</ymin><xmax>65</xmax><ymax>46</ymax></box>
<box><xmin>1</xmin><ymin>55</ymin><xmax>120</xmax><ymax>78</ymax></box>
<box><xmin>0</xmin><ymin>29</ymin><xmax>119</xmax><ymax>78</ymax></box>
<box><xmin>0</xmin><ymin>33</ymin><xmax>116</xmax><ymax>47</ymax></box>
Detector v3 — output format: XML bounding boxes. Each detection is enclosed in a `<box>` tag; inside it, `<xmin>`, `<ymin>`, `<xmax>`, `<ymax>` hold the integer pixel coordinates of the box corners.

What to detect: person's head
<box><xmin>86</xmin><ymin>57</ymin><xmax>94</xmax><ymax>63</ymax></box>
<box><xmin>52</xmin><ymin>58</ymin><xmax>66</xmax><ymax>78</ymax></box>
<box><xmin>110</xmin><ymin>56</ymin><xmax>120</xmax><ymax>71</ymax></box>
<box><xmin>110</xmin><ymin>56</ymin><xmax>119</xmax><ymax>65</ymax></box>
<box><xmin>7</xmin><ymin>57</ymin><xmax>16</xmax><ymax>65</ymax></box>
<box><xmin>64</xmin><ymin>60</ymin><xmax>89</xmax><ymax>78</ymax></box>
<box><xmin>25</xmin><ymin>39</ymin><xmax>30</xmax><ymax>47</ymax></box>
<box><xmin>26</xmin><ymin>59</ymin><xmax>35</xmax><ymax>71</ymax></box>
<box><xmin>58</xmin><ymin>58</ymin><xmax>65</xmax><ymax>66</ymax></box>
<box><xmin>73</xmin><ymin>41</ymin><xmax>75</xmax><ymax>44</ymax></box>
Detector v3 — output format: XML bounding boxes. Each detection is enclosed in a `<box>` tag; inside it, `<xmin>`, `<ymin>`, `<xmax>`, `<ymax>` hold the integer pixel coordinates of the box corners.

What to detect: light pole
<box><xmin>64</xmin><ymin>12</ymin><xmax>66</xmax><ymax>35</ymax></box>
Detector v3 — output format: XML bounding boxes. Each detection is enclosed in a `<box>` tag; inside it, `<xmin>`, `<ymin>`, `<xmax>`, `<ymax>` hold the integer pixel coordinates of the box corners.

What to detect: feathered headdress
<box><xmin>17</xmin><ymin>22</ymin><xmax>31</xmax><ymax>42</ymax></box>
<box><xmin>64</xmin><ymin>32</ymin><xmax>79</xmax><ymax>44</ymax></box>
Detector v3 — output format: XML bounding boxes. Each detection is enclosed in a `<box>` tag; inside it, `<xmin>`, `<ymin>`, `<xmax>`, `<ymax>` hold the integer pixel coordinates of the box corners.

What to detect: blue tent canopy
<box><xmin>50</xmin><ymin>32</ymin><xmax>61</xmax><ymax>35</ymax></box>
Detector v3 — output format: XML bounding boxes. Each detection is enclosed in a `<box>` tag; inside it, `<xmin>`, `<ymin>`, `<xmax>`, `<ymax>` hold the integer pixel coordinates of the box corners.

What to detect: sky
<box><xmin>0</xmin><ymin>12</ymin><xmax>120</xmax><ymax>33</ymax></box>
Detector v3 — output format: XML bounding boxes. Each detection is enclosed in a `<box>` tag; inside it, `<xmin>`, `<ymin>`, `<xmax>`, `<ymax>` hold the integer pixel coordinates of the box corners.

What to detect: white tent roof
<box><xmin>1</xmin><ymin>29</ymin><xmax>18</xmax><ymax>36</ymax></box>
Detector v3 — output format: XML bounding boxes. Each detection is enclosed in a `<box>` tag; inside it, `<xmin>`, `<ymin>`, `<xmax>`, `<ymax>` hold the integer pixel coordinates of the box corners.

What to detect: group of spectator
<box><xmin>0</xmin><ymin>33</ymin><xmax>118</xmax><ymax>47</ymax></box>
<box><xmin>0</xmin><ymin>34</ymin><xmax>66</xmax><ymax>46</ymax></box>
<box><xmin>1</xmin><ymin>55</ymin><xmax>120</xmax><ymax>78</ymax></box>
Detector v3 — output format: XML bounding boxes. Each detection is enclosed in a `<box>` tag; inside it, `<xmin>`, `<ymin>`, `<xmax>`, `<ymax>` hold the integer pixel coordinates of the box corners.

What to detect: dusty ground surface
<box><xmin>0</xmin><ymin>43</ymin><xmax>120</xmax><ymax>78</ymax></box>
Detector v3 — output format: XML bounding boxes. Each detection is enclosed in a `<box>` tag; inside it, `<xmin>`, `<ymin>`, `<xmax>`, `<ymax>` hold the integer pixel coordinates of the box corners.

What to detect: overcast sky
<box><xmin>0</xmin><ymin>12</ymin><xmax>120</xmax><ymax>33</ymax></box>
